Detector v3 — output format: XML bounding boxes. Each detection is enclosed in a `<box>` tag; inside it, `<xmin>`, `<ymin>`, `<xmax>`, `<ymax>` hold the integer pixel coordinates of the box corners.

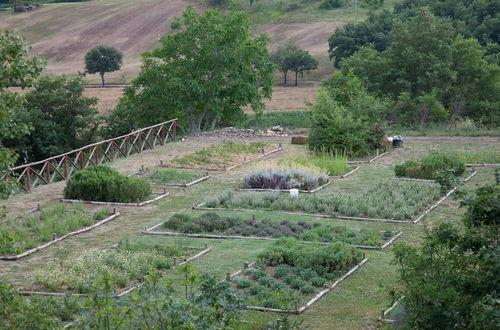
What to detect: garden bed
<box><xmin>0</xmin><ymin>204</ymin><xmax>120</xmax><ymax>260</ymax></box>
<box><xmin>163</xmin><ymin>141</ymin><xmax>283</xmax><ymax>171</ymax></box>
<box><xmin>131</xmin><ymin>167</ymin><xmax>210</xmax><ymax>187</ymax></box>
<box><xmin>62</xmin><ymin>190</ymin><xmax>169</xmax><ymax>207</ymax></box>
<box><xmin>195</xmin><ymin>171</ymin><xmax>477</xmax><ymax>223</ymax></box>
<box><xmin>224</xmin><ymin>239</ymin><xmax>368</xmax><ymax>314</ymax></box>
<box><xmin>143</xmin><ymin>213</ymin><xmax>403</xmax><ymax>250</ymax></box>
<box><xmin>31</xmin><ymin>236</ymin><xmax>210</xmax><ymax>295</ymax></box>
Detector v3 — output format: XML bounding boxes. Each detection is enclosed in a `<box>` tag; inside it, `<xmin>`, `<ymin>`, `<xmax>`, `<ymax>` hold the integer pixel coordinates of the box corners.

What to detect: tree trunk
<box><xmin>100</xmin><ymin>72</ymin><xmax>105</xmax><ymax>87</ymax></box>
<box><xmin>284</xmin><ymin>71</ymin><xmax>287</xmax><ymax>85</ymax></box>
<box><xmin>294</xmin><ymin>71</ymin><xmax>298</xmax><ymax>86</ymax></box>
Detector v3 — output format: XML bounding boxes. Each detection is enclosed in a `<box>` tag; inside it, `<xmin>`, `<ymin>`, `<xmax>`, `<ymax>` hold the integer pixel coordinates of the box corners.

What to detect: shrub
<box><xmin>273</xmin><ymin>265</ymin><xmax>290</xmax><ymax>279</ymax></box>
<box><xmin>300</xmin><ymin>284</ymin><xmax>315</xmax><ymax>295</ymax></box>
<box><xmin>394</xmin><ymin>153</ymin><xmax>465</xmax><ymax>180</ymax></box>
<box><xmin>236</xmin><ymin>278</ymin><xmax>252</xmax><ymax>289</ymax></box>
<box><xmin>64</xmin><ymin>166</ymin><xmax>151</xmax><ymax>203</ymax></box>
<box><xmin>320</xmin><ymin>0</ymin><xmax>348</xmax><ymax>9</ymax></box>
<box><xmin>310</xmin><ymin>276</ymin><xmax>326</xmax><ymax>287</ymax></box>
<box><xmin>241</xmin><ymin>164</ymin><xmax>328</xmax><ymax>191</ymax></box>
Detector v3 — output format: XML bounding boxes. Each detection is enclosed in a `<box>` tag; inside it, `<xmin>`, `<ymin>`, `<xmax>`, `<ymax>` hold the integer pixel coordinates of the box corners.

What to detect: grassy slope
<box><xmin>1</xmin><ymin>136</ymin><xmax>498</xmax><ymax>328</ymax></box>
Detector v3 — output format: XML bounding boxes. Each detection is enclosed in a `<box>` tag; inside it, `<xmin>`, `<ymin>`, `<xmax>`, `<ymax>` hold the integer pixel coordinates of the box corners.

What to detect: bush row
<box><xmin>394</xmin><ymin>153</ymin><xmax>466</xmax><ymax>180</ymax></box>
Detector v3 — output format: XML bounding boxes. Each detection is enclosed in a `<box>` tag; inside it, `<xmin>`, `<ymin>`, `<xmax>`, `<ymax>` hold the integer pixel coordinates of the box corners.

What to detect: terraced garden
<box><xmin>0</xmin><ymin>136</ymin><xmax>498</xmax><ymax>329</ymax></box>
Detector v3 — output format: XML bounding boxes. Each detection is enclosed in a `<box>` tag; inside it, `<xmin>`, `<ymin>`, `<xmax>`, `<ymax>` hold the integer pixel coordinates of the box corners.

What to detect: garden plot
<box><xmin>225</xmin><ymin>239</ymin><xmax>368</xmax><ymax>313</ymax></box>
<box><xmin>31</xmin><ymin>235</ymin><xmax>210</xmax><ymax>295</ymax></box>
<box><xmin>131</xmin><ymin>167</ymin><xmax>210</xmax><ymax>187</ymax></box>
<box><xmin>164</xmin><ymin>141</ymin><xmax>283</xmax><ymax>171</ymax></box>
<box><xmin>144</xmin><ymin>212</ymin><xmax>402</xmax><ymax>250</ymax></box>
<box><xmin>197</xmin><ymin>179</ymin><xmax>443</xmax><ymax>223</ymax></box>
<box><xmin>0</xmin><ymin>204</ymin><xmax>119</xmax><ymax>260</ymax></box>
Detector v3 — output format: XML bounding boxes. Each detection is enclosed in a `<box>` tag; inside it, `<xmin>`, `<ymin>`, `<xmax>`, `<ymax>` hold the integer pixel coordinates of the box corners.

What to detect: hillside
<box><xmin>0</xmin><ymin>0</ymin><xmax>353</xmax><ymax>83</ymax></box>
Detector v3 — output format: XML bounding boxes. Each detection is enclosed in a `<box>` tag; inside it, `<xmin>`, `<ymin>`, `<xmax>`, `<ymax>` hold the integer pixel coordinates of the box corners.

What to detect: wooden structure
<box><xmin>4</xmin><ymin>119</ymin><xmax>177</xmax><ymax>192</ymax></box>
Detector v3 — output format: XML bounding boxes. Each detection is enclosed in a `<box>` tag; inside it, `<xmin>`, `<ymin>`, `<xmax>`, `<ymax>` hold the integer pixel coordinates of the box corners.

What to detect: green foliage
<box><xmin>206</xmin><ymin>180</ymin><xmax>441</xmax><ymax>220</ymax></box>
<box><xmin>5</xmin><ymin>74</ymin><xmax>100</xmax><ymax>163</ymax></box>
<box><xmin>0</xmin><ymin>30</ymin><xmax>44</xmax><ymax>199</ymax></box>
<box><xmin>170</xmin><ymin>141</ymin><xmax>270</xmax><ymax>168</ymax></box>
<box><xmin>0</xmin><ymin>203</ymin><xmax>109</xmax><ymax>256</ymax></box>
<box><xmin>164</xmin><ymin>212</ymin><xmax>395</xmax><ymax>246</ymax></box>
<box><xmin>319</xmin><ymin>0</ymin><xmax>348</xmax><ymax>10</ymax></box>
<box><xmin>280</xmin><ymin>151</ymin><xmax>350</xmax><ymax>176</ymax></box>
<box><xmin>119</xmin><ymin>7</ymin><xmax>274</xmax><ymax>132</ymax></box>
<box><xmin>136</xmin><ymin>167</ymin><xmax>205</xmax><ymax>185</ymax></box>
<box><xmin>84</xmin><ymin>45</ymin><xmax>123</xmax><ymax>87</ymax></box>
<box><xmin>241</xmin><ymin>164</ymin><xmax>329</xmax><ymax>190</ymax></box>
<box><xmin>238</xmin><ymin>111</ymin><xmax>311</xmax><ymax>130</ymax></box>
<box><xmin>74</xmin><ymin>271</ymin><xmax>244</xmax><ymax>328</ymax></box>
<box><xmin>308</xmin><ymin>71</ymin><xmax>387</xmax><ymax>156</ymax></box>
<box><xmin>394</xmin><ymin>153</ymin><xmax>466</xmax><ymax>180</ymax></box>
<box><xmin>393</xmin><ymin>181</ymin><xmax>499</xmax><ymax>328</ymax></box>
<box><xmin>258</xmin><ymin>238</ymin><xmax>362</xmax><ymax>276</ymax></box>
<box><xmin>270</xmin><ymin>43</ymin><xmax>318</xmax><ymax>86</ymax></box>
<box><xmin>64</xmin><ymin>165</ymin><xmax>151</xmax><ymax>203</ymax></box>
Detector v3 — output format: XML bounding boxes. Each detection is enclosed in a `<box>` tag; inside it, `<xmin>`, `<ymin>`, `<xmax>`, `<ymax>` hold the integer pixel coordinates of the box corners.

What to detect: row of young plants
<box><xmin>231</xmin><ymin>238</ymin><xmax>364</xmax><ymax>310</ymax></box>
<box><xmin>168</xmin><ymin>141</ymin><xmax>280</xmax><ymax>170</ymax></box>
<box><xmin>33</xmin><ymin>236</ymin><xmax>202</xmax><ymax>294</ymax></box>
<box><xmin>204</xmin><ymin>180</ymin><xmax>441</xmax><ymax>220</ymax></box>
<box><xmin>0</xmin><ymin>204</ymin><xmax>110</xmax><ymax>256</ymax></box>
<box><xmin>163</xmin><ymin>212</ymin><xmax>396</xmax><ymax>247</ymax></box>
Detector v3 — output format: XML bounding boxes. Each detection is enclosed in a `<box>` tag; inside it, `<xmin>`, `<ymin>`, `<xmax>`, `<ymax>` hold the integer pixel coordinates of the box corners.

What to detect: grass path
<box><xmin>0</xmin><ymin>137</ymin><xmax>498</xmax><ymax>329</ymax></box>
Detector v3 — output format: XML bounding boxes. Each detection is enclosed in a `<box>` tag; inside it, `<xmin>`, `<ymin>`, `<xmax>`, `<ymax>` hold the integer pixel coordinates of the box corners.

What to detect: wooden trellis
<box><xmin>5</xmin><ymin>119</ymin><xmax>177</xmax><ymax>192</ymax></box>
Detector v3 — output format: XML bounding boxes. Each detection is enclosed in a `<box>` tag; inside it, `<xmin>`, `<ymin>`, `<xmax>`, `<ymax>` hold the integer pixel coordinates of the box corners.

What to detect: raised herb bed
<box><xmin>225</xmin><ymin>239</ymin><xmax>368</xmax><ymax>313</ymax></box>
<box><xmin>143</xmin><ymin>213</ymin><xmax>402</xmax><ymax>250</ymax></box>
<box><xmin>164</xmin><ymin>141</ymin><xmax>283</xmax><ymax>171</ymax></box>
<box><xmin>32</xmin><ymin>236</ymin><xmax>210</xmax><ymax>295</ymax></box>
<box><xmin>131</xmin><ymin>167</ymin><xmax>210</xmax><ymax>187</ymax></box>
<box><xmin>0</xmin><ymin>204</ymin><xmax>119</xmax><ymax>260</ymax></box>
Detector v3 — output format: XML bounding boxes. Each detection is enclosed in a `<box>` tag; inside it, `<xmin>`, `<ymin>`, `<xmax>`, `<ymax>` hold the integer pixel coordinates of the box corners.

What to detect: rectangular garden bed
<box><xmin>130</xmin><ymin>167</ymin><xmax>210</xmax><ymax>187</ymax></box>
<box><xmin>163</xmin><ymin>141</ymin><xmax>283</xmax><ymax>171</ymax></box>
<box><xmin>223</xmin><ymin>239</ymin><xmax>368</xmax><ymax>314</ymax></box>
<box><xmin>194</xmin><ymin>171</ymin><xmax>477</xmax><ymax>223</ymax></box>
<box><xmin>29</xmin><ymin>235</ymin><xmax>211</xmax><ymax>296</ymax></box>
<box><xmin>62</xmin><ymin>190</ymin><xmax>169</xmax><ymax>207</ymax></box>
<box><xmin>142</xmin><ymin>212</ymin><xmax>403</xmax><ymax>250</ymax></box>
<box><xmin>0</xmin><ymin>204</ymin><xmax>120</xmax><ymax>260</ymax></box>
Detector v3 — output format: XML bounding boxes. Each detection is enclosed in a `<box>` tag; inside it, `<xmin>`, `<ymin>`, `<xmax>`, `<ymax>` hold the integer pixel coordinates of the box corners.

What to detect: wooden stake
<box><xmin>173</xmin><ymin>256</ymin><xmax>177</xmax><ymax>266</ymax></box>
<box><xmin>226</xmin><ymin>273</ymin><xmax>231</xmax><ymax>281</ymax></box>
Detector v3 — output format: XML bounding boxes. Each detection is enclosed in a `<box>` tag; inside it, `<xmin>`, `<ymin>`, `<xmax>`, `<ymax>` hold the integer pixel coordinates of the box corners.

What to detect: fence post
<box><xmin>173</xmin><ymin>120</ymin><xmax>177</xmax><ymax>142</ymax></box>
<box><xmin>25</xmin><ymin>167</ymin><xmax>31</xmax><ymax>191</ymax></box>
<box><xmin>79</xmin><ymin>151</ymin><xmax>84</xmax><ymax>170</ymax></box>
<box><xmin>45</xmin><ymin>161</ymin><xmax>51</xmax><ymax>184</ymax></box>
<box><xmin>63</xmin><ymin>156</ymin><xmax>68</xmax><ymax>179</ymax></box>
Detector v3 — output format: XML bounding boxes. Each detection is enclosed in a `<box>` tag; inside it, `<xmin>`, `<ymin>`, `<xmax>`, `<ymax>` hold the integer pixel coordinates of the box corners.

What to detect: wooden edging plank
<box><xmin>465</xmin><ymin>163</ymin><xmax>500</xmax><ymax>167</ymax></box>
<box><xmin>0</xmin><ymin>212</ymin><xmax>121</xmax><ymax>261</ymax></box>
<box><xmin>378</xmin><ymin>295</ymin><xmax>405</xmax><ymax>323</ymax></box>
<box><xmin>61</xmin><ymin>192</ymin><xmax>169</xmax><ymax>207</ymax></box>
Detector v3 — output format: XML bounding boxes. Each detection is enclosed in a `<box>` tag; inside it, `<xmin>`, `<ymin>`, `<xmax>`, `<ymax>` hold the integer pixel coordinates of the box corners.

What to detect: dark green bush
<box><xmin>320</xmin><ymin>0</ymin><xmax>348</xmax><ymax>9</ymax></box>
<box><xmin>394</xmin><ymin>153</ymin><xmax>465</xmax><ymax>180</ymax></box>
<box><xmin>64</xmin><ymin>166</ymin><xmax>151</xmax><ymax>203</ymax></box>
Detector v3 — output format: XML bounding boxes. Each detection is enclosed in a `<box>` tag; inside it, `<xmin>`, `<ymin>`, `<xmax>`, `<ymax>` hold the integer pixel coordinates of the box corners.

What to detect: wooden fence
<box><xmin>4</xmin><ymin>119</ymin><xmax>177</xmax><ymax>192</ymax></box>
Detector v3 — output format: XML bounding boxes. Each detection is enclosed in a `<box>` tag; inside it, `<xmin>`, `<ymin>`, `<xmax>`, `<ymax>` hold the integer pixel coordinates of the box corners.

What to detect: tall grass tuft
<box><xmin>279</xmin><ymin>151</ymin><xmax>350</xmax><ymax>176</ymax></box>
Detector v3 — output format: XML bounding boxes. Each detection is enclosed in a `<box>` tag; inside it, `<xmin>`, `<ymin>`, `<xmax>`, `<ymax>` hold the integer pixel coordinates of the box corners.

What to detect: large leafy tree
<box><xmin>393</xmin><ymin>178</ymin><xmax>499</xmax><ymax>329</ymax></box>
<box><xmin>84</xmin><ymin>45</ymin><xmax>123</xmax><ymax>87</ymax></box>
<box><xmin>5</xmin><ymin>75</ymin><xmax>100</xmax><ymax>163</ymax></box>
<box><xmin>119</xmin><ymin>7</ymin><xmax>274</xmax><ymax>133</ymax></box>
<box><xmin>0</xmin><ymin>31</ymin><xmax>44</xmax><ymax>199</ymax></box>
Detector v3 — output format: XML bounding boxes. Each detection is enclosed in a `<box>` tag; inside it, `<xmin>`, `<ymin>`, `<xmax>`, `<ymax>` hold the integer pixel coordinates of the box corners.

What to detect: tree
<box><xmin>118</xmin><ymin>7</ymin><xmax>274</xmax><ymax>133</ymax></box>
<box><xmin>269</xmin><ymin>44</ymin><xmax>295</xmax><ymax>85</ymax></box>
<box><xmin>84</xmin><ymin>45</ymin><xmax>123</xmax><ymax>87</ymax></box>
<box><xmin>4</xmin><ymin>75</ymin><xmax>100</xmax><ymax>163</ymax></box>
<box><xmin>393</xmin><ymin>178</ymin><xmax>499</xmax><ymax>329</ymax></box>
<box><xmin>287</xmin><ymin>48</ymin><xmax>318</xmax><ymax>86</ymax></box>
<box><xmin>0</xmin><ymin>31</ymin><xmax>44</xmax><ymax>199</ymax></box>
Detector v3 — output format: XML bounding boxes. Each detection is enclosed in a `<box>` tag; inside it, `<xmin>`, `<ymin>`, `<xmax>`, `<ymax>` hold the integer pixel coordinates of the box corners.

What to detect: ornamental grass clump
<box><xmin>280</xmin><ymin>151</ymin><xmax>350</xmax><ymax>176</ymax></box>
<box><xmin>394</xmin><ymin>153</ymin><xmax>465</xmax><ymax>180</ymax></box>
<box><xmin>64</xmin><ymin>165</ymin><xmax>151</xmax><ymax>203</ymax></box>
<box><xmin>241</xmin><ymin>163</ymin><xmax>328</xmax><ymax>190</ymax></box>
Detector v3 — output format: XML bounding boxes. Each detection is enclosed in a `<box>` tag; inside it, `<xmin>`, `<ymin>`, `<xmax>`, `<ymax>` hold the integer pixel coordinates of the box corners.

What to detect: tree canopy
<box><xmin>116</xmin><ymin>7</ymin><xmax>274</xmax><ymax>133</ymax></box>
<box><xmin>270</xmin><ymin>44</ymin><xmax>318</xmax><ymax>86</ymax></box>
<box><xmin>84</xmin><ymin>45</ymin><xmax>123</xmax><ymax>87</ymax></box>
<box><xmin>0</xmin><ymin>31</ymin><xmax>44</xmax><ymax>199</ymax></box>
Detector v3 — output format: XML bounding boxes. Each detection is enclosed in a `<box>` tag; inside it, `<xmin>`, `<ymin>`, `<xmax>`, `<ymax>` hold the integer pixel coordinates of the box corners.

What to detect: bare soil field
<box><xmin>0</xmin><ymin>0</ymin><xmax>337</xmax><ymax>84</ymax></box>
